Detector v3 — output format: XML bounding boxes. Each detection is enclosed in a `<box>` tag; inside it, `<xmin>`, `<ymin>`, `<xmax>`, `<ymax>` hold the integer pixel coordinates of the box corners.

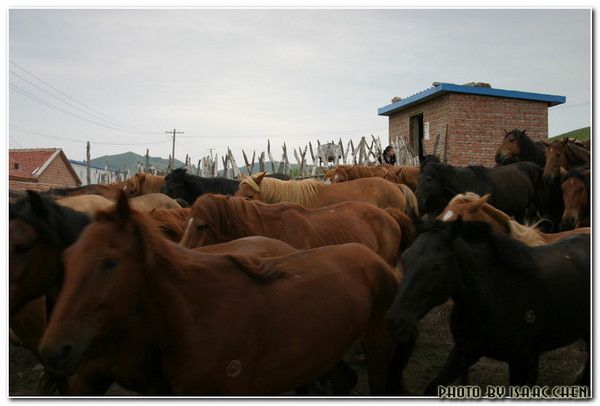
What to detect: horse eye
<box><xmin>197</xmin><ymin>223</ymin><xmax>208</xmax><ymax>230</ymax></box>
<box><xmin>14</xmin><ymin>243</ymin><xmax>31</xmax><ymax>254</ymax></box>
<box><xmin>102</xmin><ymin>259</ymin><xmax>118</xmax><ymax>270</ymax></box>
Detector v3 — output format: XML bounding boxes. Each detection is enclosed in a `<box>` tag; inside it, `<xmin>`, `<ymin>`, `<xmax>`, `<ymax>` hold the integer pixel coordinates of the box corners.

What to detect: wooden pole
<box><xmin>86</xmin><ymin>141</ymin><xmax>91</xmax><ymax>185</ymax></box>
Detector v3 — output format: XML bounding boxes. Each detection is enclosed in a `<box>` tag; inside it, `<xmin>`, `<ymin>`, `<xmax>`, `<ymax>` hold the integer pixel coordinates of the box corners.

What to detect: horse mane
<box><xmin>97</xmin><ymin>201</ymin><xmax>286</xmax><ymax>283</ymax></box>
<box><xmin>397</xmin><ymin>183</ymin><xmax>419</xmax><ymax>219</ymax></box>
<box><xmin>10</xmin><ymin>193</ymin><xmax>90</xmax><ymax>246</ymax></box>
<box><xmin>419</xmin><ymin>154</ymin><xmax>441</xmax><ymax>172</ymax></box>
<box><xmin>448</xmin><ymin>192</ymin><xmax>547</xmax><ymax>246</ymax></box>
<box><xmin>418</xmin><ymin>220</ymin><xmax>537</xmax><ymax>273</ymax></box>
<box><xmin>191</xmin><ymin>194</ymin><xmax>251</xmax><ymax>241</ymax></box>
<box><xmin>466</xmin><ymin>165</ymin><xmax>489</xmax><ymax>182</ymax></box>
<box><xmin>562</xmin><ymin>166</ymin><xmax>591</xmax><ymax>190</ymax></box>
<box><xmin>422</xmin><ymin>161</ymin><xmax>455</xmax><ymax>181</ymax></box>
<box><xmin>240</xmin><ymin>177</ymin><xmax>325</xmax><ymax>205</ymax></box>
<box><xmin>46</xmin><ymin>184</ymin><xmax>108</xmax><ymax>197</ymax></box>
<box><xmin>141</xmin><ymin>174</ymin><xmax>165</xmax><ymax>194</ymax></box>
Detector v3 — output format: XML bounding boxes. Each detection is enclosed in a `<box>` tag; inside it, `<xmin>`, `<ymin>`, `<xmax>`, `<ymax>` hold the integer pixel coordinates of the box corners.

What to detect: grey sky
<box><xmin>9</xmin><ymin>9</ymin><xmax>591</xmax><ymax>167</ymax></box>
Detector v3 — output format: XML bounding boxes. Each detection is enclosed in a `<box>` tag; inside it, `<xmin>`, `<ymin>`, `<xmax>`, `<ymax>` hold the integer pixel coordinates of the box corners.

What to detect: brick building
<box><xmin>378</xmin><ymin>82</ymin><xmax>565</xmax><ymax>166</ymax></box>
<box><xmin>9</xmin><ymin>148</ymin><xmax>82</xmax><ymax>192</ymax></box>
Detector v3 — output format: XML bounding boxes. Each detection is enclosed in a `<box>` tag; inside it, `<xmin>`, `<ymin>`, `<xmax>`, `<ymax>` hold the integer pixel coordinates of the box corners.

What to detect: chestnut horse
<box><xmin>559</xmin><ymin>167</ymin><xmax>590</xmax><ymax>230</ymax></box>
<box><xmin>39</xmin><ymin>192</ymin><xmax>405</xmax><ymax>395</ymax></box>
<box><xmin>237</xmin><ymin>172</ymin><xmax>419</xmax><ymax>219</ymax></box>
<box><xmin>323</xmin><ymin>165</ymin><xmax>389</xmax><ymax>183</ymax></box>
<box><xmin>124</xmin><ymin>173</ymin><xmax>165</xmax><ymax>196</ymax></box>
<box><xmin>147</xmin><ymin>208</ymin><xmax>192</xmax><ymax>242</ymax></box>
<box><xmin>10</xmin><ymin>192</ymin><xmax>367</xmax><ymax>395</ymax></box>
<box><xmin>179</xmin><ymin>194</ymin><xmax>414</xmax><ymax>265</ymax></box>
<box><xmin>543</xmin><ymin>138</ymin><xmax>590</xmax><ymax>180</ymax></box>
<box><xmin>437</xmin><ymin>193</ymin><xmax>590</xmax><ymax>246</ymax></box>
<box><xmin>383</xmin><ymin>166</ymin><xmax>420</xmax><ymax>191</ymax></box>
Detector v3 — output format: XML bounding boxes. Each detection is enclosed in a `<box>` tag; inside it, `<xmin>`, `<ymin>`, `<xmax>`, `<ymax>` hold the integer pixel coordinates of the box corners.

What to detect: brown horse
<box><xmin>438</xmin><ymin>193</ymin><xmax>590</xmax><ymax>246</ymax></box>
<box><xmin>543</xmin><ymin>138</ymin><xmax>590</xmax><ymax>180</ymax></box>
<box><xmin>383</xmin><ymin>166</ymin><xmax>420</xmax><ymax>191</ymax></box>
<box><xmin>494</xmin><ymin>129</ymin><xmax>546</xmax><ymax>167</ymax></box>
<box><xmin>124</xmin><ymin>172</ymin><xmax>165</xmax><ymax>196</ymax></box>
<box><xmin>323</xmin><ymin>165</ymin><xmax>389</xmax><ymax>183</ymax></box>
<box><xmin>237</xmin><ymin>172</ymin><xmax>419</xmax><ymax>219</ymax></box>
<box><xmin>179</xmin><ymin>194</ymin><xmax>414</xmax><ymax>266</ymax></box>
<box><xmin>38</xmin><ymin>192</ymin><xmax>405</xmax><ymax>395</ymax></box>
<box><xmin>147</xmin><ymin>207</ymin><xmax>192</xmax><ymax>242</ymax></box>
<box><xmin>559</xmin><ymin>167</ymin><xmax>590</xmax><ymax>230</ymax></box>
<box><xmin>55</xmin><ymin>193</ymin><xmax>181</xmax><ymax>217</ymax></box>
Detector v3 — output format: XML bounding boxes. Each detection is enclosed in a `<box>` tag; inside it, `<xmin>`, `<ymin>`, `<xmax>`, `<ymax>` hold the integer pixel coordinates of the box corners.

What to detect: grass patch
<box><xmin>549</xmin><ymin>127</ymin><xmax>590</xmax><ymax>141</ymax></box>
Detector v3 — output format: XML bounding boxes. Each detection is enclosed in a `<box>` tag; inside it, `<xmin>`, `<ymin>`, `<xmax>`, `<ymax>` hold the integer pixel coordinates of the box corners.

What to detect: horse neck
<box><xmin>480</xmin><ymin>204</ymin><xmax>512</xmax><ymax>234</ymax></box>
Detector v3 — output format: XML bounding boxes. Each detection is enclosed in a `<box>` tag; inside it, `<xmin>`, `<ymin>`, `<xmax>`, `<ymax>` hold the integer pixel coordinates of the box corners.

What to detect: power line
<box><xmin>10</xmin><ymin>124</ymin><xmax>171</xmax><ymax>146</ymax></box>
<box><xmin>553</xmin><ymin>102</ymin><xmax>590</xmax><ymax>110</ymax></box>
<box><xmin>9</xmin><ymin>135</ymin><xmax>23</xmax><ymax>148</ymax></box>
<box><xmin>10</xmin><ymin>69</ymin><xmax>157</xmax><ymax>133</ymax></box>
<box><xmin>10</xmin><ymin>83</ymin><xmax>163</xmax><ymax>135</ymax></box>
<box><xmin>179</xmin><ymin>127</ymin><xmax>389</xmax><ymax>139</ymax></box>
<box><xmin>10</xmin><ymin>59</ymin><xmax>156</xmax><ymax>133</ymax></box>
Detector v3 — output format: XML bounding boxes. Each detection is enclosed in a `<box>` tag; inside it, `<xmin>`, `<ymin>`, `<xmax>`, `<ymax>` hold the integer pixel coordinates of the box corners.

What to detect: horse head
<box><xmin>180</xmin><ymin>194</ymin><xmax>229</xmax><ymax>248</ymax></box>
<box><xmin>495</xmin><ymin>129</ymin><xmax>526</xmax><ymax>164</ymax></box>
<box><xmin>162</xmin><ymin>168</ymin><xmax>188</xmax><ymax>199</ymax></box>
<box><xmin>236</xmin><ymin>172</ymin><xmax>266</xmax><ymax>201</ymax></box>
<box><xmin>38</xmin><ymin>191</ymin><xmax>158</xmax><ymax>378</ymax></box>
<box><xmin>560</xmin><ymin>168</ymin><xmax>590</xmax><ymax>230</ymax></box>
<box><xmin>9</xmin><ymin>191</ymin><xmax>88</xmax><ymax>315</ymax></box>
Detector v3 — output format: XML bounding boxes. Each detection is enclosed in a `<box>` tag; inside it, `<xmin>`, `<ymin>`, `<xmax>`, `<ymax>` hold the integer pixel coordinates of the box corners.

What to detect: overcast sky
<box><xmin>8</xmin><ymin>8</ymin><xmax>591</xmax><ymax>167</ymax></box>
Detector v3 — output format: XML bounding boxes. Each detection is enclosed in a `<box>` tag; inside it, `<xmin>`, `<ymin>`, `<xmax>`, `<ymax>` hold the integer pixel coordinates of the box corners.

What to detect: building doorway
<box><xmin>409</xmin><ymin>113</ymin><xmax>424</xmax><ymax>159</ymax></box>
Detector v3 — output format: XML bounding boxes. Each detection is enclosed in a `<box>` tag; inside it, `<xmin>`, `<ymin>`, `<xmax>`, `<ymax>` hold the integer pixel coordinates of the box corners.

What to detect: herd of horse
<box><xmin>8</xmin><ymin>128</ymin><xmax>591</xmax><ymax>396</ymax></box>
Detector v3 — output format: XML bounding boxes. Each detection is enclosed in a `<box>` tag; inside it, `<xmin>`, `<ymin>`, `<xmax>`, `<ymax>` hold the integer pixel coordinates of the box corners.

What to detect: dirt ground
<box><xmin>9</xmin><ymin>301</ymin><xmax>587</xmax><ymax>397</ymax></box>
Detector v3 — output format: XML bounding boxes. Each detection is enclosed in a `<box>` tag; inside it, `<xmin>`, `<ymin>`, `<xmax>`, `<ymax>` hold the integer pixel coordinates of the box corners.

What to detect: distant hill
<box><xmin>549</xmin><ymin>127</ymin><xmax>590</xmax><ymax>141</ymax></box>
<box><xmin>90</xmin><ymin>151</ymin><xmax>185</xmax><ymax>173</ymax></box>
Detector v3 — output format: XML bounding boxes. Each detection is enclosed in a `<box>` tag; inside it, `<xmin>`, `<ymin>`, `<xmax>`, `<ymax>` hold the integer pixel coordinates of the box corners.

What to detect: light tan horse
<box><xmin>237</xmin><ymin>172</ymin><xmax>419</xmax><ymax>219</ymax></box>
<box><xmin>124</xmin><ymin>172</ymin><xmax>165</xmax><ymax>196</ymax></box>
<box><xmin>56</xmin><ymin>193</ymin><xmax>181</xmax><ymax>218</ymax></box>
<box><xmin>438</xmin><ymin>193</ymin><xmax>590</xmax><ymax>246</ymax></box>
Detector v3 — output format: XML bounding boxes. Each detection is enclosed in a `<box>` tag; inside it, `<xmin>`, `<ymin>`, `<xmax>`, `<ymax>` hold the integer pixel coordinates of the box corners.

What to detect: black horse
<box><xmin>386</xmin><ymin>219</ymin><xmax>590</xmax><ymax>395</ymax></box>
<box><xmin>417</xmin><ymin>161</ymin><xmax>543</xmax><ymax>221</ymax></box>
<box><xmin>495</xmin><ymin>129</ymin><xmax>546</xmax><ymax>167</ymax></box>
<box><xmin>161</xmin><ymin>168</ymin><xmax>240</xmax><ymax>205</ymax></box>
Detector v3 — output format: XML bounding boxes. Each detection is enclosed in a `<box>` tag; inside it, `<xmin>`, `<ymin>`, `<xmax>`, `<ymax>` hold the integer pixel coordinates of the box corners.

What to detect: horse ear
<box><xmin>115</xmin><ymin>190</ymin><xmax>131</xmax><ymax>223</ymax></box>
<box><xmin>559</xmin><ymin>167</ymin><xmax>568</xmax><ymax>177</ymax></box>
<box><xmin>521</xmin><ymin>129</ymin><xmax>527</xmax><ymax>136</ymax></box>
<box><xmin>560</xmin><ymin>137</ymin><xmax>569</xmax><ymax>145</ymax></box>
<box><xmin>540</xmin><ymin>139</ymin><xmax>551</xmax><ymax>148</ymax></box>
<box><xmin>470</xmin><ymin>194</ymin><xmax>491</xmax><ymax>211</ymax></box>
<box><xmin>26</xmin><ymin>190</ymin><xmax>48</xmax><ymax>221</ymax></box>
<box><xmin>253</xmin><ymin>172</ymin><xmax>266</xmax><ymax>185</ymax></box>
<box><xmin>503</xmin><ymin>129</ymin><xmax>508</xmax><ymax>135</ymax></box>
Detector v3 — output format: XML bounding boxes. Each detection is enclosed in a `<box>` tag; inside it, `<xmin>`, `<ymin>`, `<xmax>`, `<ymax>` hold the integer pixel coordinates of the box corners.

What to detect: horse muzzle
<box><xmin>560</xmin><ymin>216</ymin><xmax>578</xmax><ymax>231</ymax></box>
<box><xmin>38</xmin><ymin>341</ymin><xmax>83</xmax><ymax>378</ymax></box>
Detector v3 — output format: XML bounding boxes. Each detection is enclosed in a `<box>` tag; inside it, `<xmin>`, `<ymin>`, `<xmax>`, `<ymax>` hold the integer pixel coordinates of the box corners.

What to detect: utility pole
<box><xmin>145</xmin><ymin>148</ymin><xmax>150</xmax><ymax>172</ymax></box>
<box><xmin>165</xmin><ymin>129</ymin><xmax>184</xmax><ymax>171</ymax></box>
<box><xmin>86</xmin><ymin>141</ymin><xmax>91</xmax><ymax>185</ymax></box>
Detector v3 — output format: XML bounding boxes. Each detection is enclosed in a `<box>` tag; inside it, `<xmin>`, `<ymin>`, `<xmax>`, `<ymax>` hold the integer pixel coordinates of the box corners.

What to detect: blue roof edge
<box><xmin>377</xmin><ymin>82</ymin><xmax>566</xmax><ymax>116</ymax></box>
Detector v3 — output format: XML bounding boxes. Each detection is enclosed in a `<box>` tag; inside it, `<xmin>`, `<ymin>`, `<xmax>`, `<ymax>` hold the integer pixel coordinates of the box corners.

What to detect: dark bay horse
<box><xmin>38</xmin><ymin>192</ymin><xmax>406</xmax><ymax>395</ymax></box>
<box><xmin>386</xmin><ymin>219</ymin><xmax>590</xmax><ymax>395</ymax></box>
<box><xmin>237</xmin><ymin>172</ymin><xmax>419</xmax><ymax>220</ymax></box>
<box><xmin>495</xmin><ymin>129</ymin><xmax>546</xmax><ymax>167</ymax></box>
<box><xmin>416</xmin><ymin>161</ymin><xmax>543</xmax><ymax>221</ymax></box>
<box><xmin>10</xmin><ymin>191</ymin><xmax>90</xmax><ymax>315</ymax></box>
<box><xmin>179</xmin><ymin>194</ymin><xmax>414</xmax><ymax>265</ymax></box>
<box><xmin>559</xmin><ymin>167</ymin><xmax>590</xmax><ymax>230</ymax></box>
<box><xmin>161</xmin><ymin>168</ymin><xmax>240</xmax><ymax>205</ymax></box>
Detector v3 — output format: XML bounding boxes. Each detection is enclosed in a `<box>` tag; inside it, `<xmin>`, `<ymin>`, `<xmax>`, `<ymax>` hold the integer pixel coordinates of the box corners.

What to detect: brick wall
<box><xmin>37</xmin><ymin>156</ymin><xmax>79</xmax><ymax>187</ymax></box>
<box><xmin>389</xmin><ymin>94</ymin><xmax>451</xmax><ymax>160</ymax></box>
<box><xmin>388</xmin><ymin>93</ymin><xmax>549</xmax><ymax>167</ymax></box>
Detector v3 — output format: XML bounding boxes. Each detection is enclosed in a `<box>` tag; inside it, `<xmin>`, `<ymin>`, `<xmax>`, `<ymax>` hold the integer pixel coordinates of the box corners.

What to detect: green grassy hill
<box><xmin>549</xmin><ymin>127</ymin><xmax>590</xmax><ymax>141</ymax></box>
<box><xmin>90</xmin><ymin>151</ymin><xmax>185</xmax><ymax>173</ymax></box>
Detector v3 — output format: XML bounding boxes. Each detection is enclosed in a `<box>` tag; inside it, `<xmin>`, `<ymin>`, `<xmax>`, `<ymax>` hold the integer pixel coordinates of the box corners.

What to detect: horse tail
<box><xmin>385</xmin><ymin>208</ymin><xmax>415</xmax><ymax>251</ymax></box>
<box><xmin>397</xmin><ymin>183</ymin><xmax>419</xmax><ymax>220</ymax></box>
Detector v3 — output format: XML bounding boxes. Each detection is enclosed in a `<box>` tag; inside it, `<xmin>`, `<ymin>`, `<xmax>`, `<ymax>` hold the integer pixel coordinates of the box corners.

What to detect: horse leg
<box><xmin>362</xmin><ymin>316</ymin><xmax>395</xmax><ymax>395</ymax></box>
<box><xmin>424</xmin><ymin>346</ymin><xmax>479</xmax><ymax>396</ymax></box>
<box><xmin>508</xmin><ymin>353</ymin><xmax>539</xmax><ymax>386</ymax></box>
<box><xmin>385</xmin><ymin>331</ymin><xmax>417</xmax><ymax>395</ymax></box>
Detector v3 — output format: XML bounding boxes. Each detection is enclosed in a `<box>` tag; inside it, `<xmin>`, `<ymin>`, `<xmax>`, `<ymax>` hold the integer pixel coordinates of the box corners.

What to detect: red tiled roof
<box><xmin>9</xmin><ymin>148</ymin><xmax>58</xmax><ymax>180</ymax></box>
<box><xmin>8</xmin><ymin>148</ymin><xmax>82</xmax><ymax>185</ymax></box>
